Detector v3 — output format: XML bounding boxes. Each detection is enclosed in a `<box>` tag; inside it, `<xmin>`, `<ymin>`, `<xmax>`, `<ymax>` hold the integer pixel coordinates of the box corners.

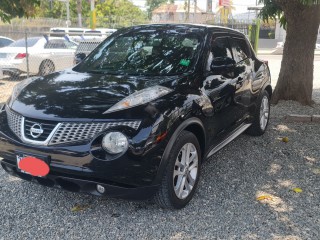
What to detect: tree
<box><xmin>95</xmin><ymin>0</ymin><xmax>147</xmax><ymax>28</ymax></box>
<box><xmin>36</xmin><ymin>0</ymin><xmax>90</xmax><ymax>24</ymax></box>
<box><xmin>260</xmin><ymin>0</ymin><xmax>320</xmax><ymax>105</ymax></box>
<box><xmin>0</xmin><ymin>0</ymin><xmax>40</xmax><ymax>23</ymax></box>
<box><xmin>146</xmin><ymin>0</ymin><xmax>174</xmax><ymax>19</ymax></box>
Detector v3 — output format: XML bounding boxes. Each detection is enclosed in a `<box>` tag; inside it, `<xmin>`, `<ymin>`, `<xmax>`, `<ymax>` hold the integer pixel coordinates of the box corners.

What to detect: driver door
<box><xmin>202</xmin><ymin>34</ymin><xmax>238</xmax><ymax>140</ymax></box>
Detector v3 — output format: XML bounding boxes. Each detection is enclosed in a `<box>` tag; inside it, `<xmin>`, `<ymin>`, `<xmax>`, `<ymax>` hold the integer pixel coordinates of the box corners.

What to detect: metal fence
<box><xmin>0</xmin><ymin>22</ymin><xmax>257</xmax><ymax>82</ymax></box>
<box><xmin>0</xmin><ymin>31</ymin><xmax>106</xmax><ymax>82</ymax></box>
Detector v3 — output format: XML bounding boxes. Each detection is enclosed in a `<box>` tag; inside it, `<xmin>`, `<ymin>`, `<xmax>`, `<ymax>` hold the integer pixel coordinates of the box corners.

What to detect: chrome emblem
<box><xmin>30</xmin><ymin>124</ymin><xmax>44</xmax><ymax>138</ymax></box>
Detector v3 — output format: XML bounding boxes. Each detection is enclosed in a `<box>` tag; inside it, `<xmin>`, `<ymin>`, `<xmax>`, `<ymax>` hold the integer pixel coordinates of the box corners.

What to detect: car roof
<box><xmin>129</xmin><ymin>24</ymin><xmax>245</xmax><ymax>36</ymax></box>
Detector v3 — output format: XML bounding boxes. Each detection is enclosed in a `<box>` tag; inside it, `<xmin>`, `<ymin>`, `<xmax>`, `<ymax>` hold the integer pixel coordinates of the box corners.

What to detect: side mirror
<box><xmin>74</xmin><ymin>52</ymin><xmax>86</xmax><ymax>65</ymax></box>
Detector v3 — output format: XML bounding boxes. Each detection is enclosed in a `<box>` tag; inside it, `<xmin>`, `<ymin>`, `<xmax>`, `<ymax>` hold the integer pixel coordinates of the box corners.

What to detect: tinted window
<box><xmin>75</xmin><ymin>30</ymin><xmax>203</xmax><ymax>76</ymax></box>
<box><xmin>0</xmin><ymin>38</ymin><xmax>13</xmax><ymax>47</ymax></box>
<box><xmin>206</xmin><ymin>37</ymin><xmax>233</xmax><ymax>70</ymax></box>
<box><xmin>45</xmin><ymin>40</ymin><xmax>66</xmax><ymax>49</ymax></box>
<box><xmin>9</xmin><ymin>38</ymin><xmax>40</xmax><ymax>47</ymax></box>
<box><xmin>232</xmin><ymin>38</ymin><xmax>250</xmax><ymax>62</ymax></box>
<box><xmin>65</xmin><ymin>40</ymin><xmax>77</xmax><ymax>49</ymax></box>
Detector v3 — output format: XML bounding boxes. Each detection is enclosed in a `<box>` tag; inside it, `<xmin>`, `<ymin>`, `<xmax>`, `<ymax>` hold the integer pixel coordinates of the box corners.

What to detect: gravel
<box><xmin>1</xmin><ymin>101</ymin><xmax>320</xmax><ymax>239</ymax></box>
<box><xmin>1</xmin><ymin>56</ymin><xmax>320</xmax><ymax>239</ymax></box>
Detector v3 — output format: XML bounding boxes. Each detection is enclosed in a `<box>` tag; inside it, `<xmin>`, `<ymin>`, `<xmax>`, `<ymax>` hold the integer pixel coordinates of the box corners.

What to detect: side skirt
<box><xmin>206</xmin><ymin>123</ymin><xmax>252</xmax><ymax>159</ymax></box>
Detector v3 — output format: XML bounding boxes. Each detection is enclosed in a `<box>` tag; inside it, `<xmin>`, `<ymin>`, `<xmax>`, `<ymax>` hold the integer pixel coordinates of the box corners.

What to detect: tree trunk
<box><xmin>271</xmin><ymin>0</ymin><xmax>320</xmax><ymax>105</ymax></box>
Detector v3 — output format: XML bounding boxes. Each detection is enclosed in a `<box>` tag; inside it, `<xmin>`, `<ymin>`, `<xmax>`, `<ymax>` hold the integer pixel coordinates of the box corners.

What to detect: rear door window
<box><xmin>231</xmin><ymin>37</ymin><xmax>250</xmax><ymax>63</ymax></box>
<box><xmin>9</xmin><ymin>38</ymin><xmax>39</xmax><ymax>47</ymax></box>
<box><xmin>206</xmin><ymin>37</ymin><xmax>234</xmax><ymax>70</ymax></box>
<box><xmin>45</xmin><ymin>40</ymin><xmax>67</xmax><ymax>49</ymax></box>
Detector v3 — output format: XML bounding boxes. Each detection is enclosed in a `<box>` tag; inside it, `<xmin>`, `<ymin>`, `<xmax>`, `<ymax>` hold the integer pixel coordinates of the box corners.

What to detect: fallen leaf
<box><xmin>71</xmin><ymin>204</ymin><xmax>89</xmax><ymax>212</ymax></box>
<box><xmin>312</xmin><ymin>168</ymin><xmax>320</xmax><ymax>175</ymax></box>
<box><xmin>292</xmin><ymin>188</ymin><xmax>303</xmax><ymax>193</ymax></box>
<box><xmin>282</xmin><ymin>137</ymin><xmax>289</xmax><ymax>143</ymax></box>
<box><xmin>256</xmin><ymin>195</ymin><xmax>273</xmax><ymax>201</ymax></box>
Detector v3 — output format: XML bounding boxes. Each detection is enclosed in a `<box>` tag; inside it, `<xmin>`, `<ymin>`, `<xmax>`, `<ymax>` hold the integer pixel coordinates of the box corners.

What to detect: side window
<box><xmin>65</xmin><ymin>40</ymin><xmax>77</xmax><ymax>50</ymax></box>
<box><xmin>231</xmin><ymin>38</ymin><xmax>250</xmax><ymax>62</ymax></box>
<box><xmin>206</xmin><ymin>37</ymin><xmax>233</xmax><ymax>71</ymax></box>
<box><xmin>45</xmin><ymin>40</ymin><xmax>67</xmax><ymax>49</ymax></box>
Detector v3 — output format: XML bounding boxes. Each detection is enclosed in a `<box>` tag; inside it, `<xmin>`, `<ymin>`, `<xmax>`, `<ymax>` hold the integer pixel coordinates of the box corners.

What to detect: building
<box><xmin>151</xmin><ymin>3</ymin><xmax>215</xmax><ymax>24</ymax></box>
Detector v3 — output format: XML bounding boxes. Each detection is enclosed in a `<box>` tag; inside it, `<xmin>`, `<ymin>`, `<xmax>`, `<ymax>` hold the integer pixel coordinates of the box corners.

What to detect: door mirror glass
<box><xmin>75</xmin><ymin>53</ymin><xmax>86</xmax><ymax>64</ymax></box>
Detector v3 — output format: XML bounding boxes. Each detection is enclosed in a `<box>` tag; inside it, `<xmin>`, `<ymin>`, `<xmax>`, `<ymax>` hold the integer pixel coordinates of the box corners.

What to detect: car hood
<box><xmin>10</xmin><ymin>70</ymin><xmax>178</xmax><ymax>120</ymax></box>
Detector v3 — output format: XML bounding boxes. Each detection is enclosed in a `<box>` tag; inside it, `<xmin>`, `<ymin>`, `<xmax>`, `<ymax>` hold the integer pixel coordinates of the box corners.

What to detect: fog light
<box><xmin>97</xmin><ymin>184</ymin><xmax>105</xmax><ymax>194</ymax></box>
<box><xmin>102</xmin><ymin>132</ymin><xmax>128</xmax><ymax>155</ymax></box>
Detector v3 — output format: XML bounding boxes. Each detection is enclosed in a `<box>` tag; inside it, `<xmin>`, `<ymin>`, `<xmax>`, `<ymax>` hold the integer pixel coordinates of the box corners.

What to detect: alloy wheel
<box><xmin>173</xmin><ymin>143</ymin><xmax>199</xmax><ymax>199</ymax></box>
<box><xmin>260</xmin><ymin>95</ymin><xmax>269</xmax><ymax>130</ymax></box>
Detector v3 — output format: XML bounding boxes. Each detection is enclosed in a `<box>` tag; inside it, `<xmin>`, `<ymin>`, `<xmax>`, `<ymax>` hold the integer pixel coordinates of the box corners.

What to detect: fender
<box><xmin>152</xmin><ymin>117</ymin><xmax>206</xmax><ymax>185</ymax></box>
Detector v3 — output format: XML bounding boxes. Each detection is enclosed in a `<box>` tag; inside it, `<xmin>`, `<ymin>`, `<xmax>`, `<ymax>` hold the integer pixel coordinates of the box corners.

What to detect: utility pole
<box><xmin>66</xmin><ymin>0</ymin><xmax>70</xmax><ymax>27</ymax></box>
<box><xmin>77</xmin><ymin>0</ymin><xmax>82</xmax><ymax>28</ymax></box>
<box><xmin>194</xmin><ymin>0</ymin><xmax>197</xmax><ymax>23</ymax></box>
<box><xmin>90</xmin><ymin>0</ymin><xmax>96</xmax><ymax>29</ymax></box>
<box><xmin>187</xmin><ymin>0</ymin><xmax>191</xmax><ymax>22</ymax></box>
<box><xmin>58</xmin><ymin>0</ymin><xmax>71</xmax><ymax>28</ymax></box>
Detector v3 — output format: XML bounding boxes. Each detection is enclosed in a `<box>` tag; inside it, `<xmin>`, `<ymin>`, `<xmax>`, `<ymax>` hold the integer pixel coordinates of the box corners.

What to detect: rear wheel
<box><xmin>39</xmin><ymin>60</ymin><xmax>55</xmax><ymax>76</ymax></box>
<box><xmin>154</xmin><ymin>130</ymin><xmax>201</xmax><ymax>209</ymax></box>
<box><xmin>7</xmin><ymin>72</ymin><xmax>20</xmax><ymax>80</ymax></box>
<box><xmin>246</xmin><ymin>90</ymin><xmax>270</xmax><ymax>136</ymax></box>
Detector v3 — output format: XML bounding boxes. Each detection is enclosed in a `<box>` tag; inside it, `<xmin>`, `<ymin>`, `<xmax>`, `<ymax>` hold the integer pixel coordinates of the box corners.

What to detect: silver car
<box><xmin>0</xmin><ymin>37</ymin><xmax>78</xmax><ymax>78</ymax></box>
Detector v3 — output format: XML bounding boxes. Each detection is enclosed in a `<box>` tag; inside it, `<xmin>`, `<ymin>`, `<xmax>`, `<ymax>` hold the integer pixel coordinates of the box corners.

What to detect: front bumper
<box><xmin>1</xmin><ymin>159</ymin><xmax>158</xmax><ymax>200</ymax></box>
<box><xmin>0</xmin><ymin>109</ymin><xmax>168</xmax><ymax>200</ymax></box>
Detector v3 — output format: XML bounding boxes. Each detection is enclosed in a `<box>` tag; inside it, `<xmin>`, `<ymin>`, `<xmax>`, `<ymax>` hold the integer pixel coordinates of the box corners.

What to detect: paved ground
<box><xmin>0</xmin><ymin>55</ymin><xmax>320</xmax><ymax>239</ymax></box>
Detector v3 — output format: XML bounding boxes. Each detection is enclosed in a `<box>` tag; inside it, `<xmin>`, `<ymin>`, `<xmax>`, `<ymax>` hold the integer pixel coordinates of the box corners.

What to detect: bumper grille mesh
<box><xmin>5</xmin><ymin>106</ymin><xmax>141</xmax><ymax>145</ymax></box>
<box><xmin>49</xmin><ymin>121</ymin><xmax>141</xmax><ymax>145</ymax></box>
<box><xmin>6</xmin><ymin>106</ymin><xmax>22</xmax><ymax>138</ymax></box>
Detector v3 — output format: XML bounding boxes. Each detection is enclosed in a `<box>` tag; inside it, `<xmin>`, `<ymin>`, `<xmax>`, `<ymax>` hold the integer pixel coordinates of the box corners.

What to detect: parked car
<box><xmin>74</xmin><ymin>39</ymin><xmax>103</xmax><ymax>65</ymax></box>
<box><xmin>0</xmin><ymin>37</ymin><xmax>78</xmax><ymax>78</ymax></box>
<box><xmin>83</xmin><ymin>28</ymin><xmax>117</xmax><ymax>40</ymax></box>
<box><xmin>0</xmin><ymin>24</ymin><xmax>272</xmax><ymax>209</ymax></box>
<box><xmin>0</xmin><ymin>36</ymin><xmax>14</xmax><ymax>48</ymax></box>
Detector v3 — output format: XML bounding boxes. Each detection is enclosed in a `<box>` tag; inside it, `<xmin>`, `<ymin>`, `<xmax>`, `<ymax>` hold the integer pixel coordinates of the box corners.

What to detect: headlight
<box><xmin>103</xmin><ymin>85</ymin><xmax>172</xmax><ymax>114</ymax></box>
<box><xmin>10</xmin><ymin>77</ymin><xmax>37</xmax><ymax>103</ymax></box>
<box><xmin>102</xmin><ymin>132</ymin><xmax>128</xmax><ymax>154</ymax></box>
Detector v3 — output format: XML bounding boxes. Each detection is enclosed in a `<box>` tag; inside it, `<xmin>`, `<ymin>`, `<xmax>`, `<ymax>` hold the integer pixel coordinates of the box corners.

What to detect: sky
<box><xmin>131</xmin><ymin>0</ymin><xmax>259</xmax><ymax>14</ymax></box>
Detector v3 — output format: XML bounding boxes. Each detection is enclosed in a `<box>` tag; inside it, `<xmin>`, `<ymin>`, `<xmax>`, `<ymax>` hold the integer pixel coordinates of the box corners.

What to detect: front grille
<box><xmin>24</xmin><ymin>118</ymin><xmax>57</xmax><ymax>141</ymax></box>
<box><xmin>5</xmin><ymin>106</ymin><xmax>141</xmax><ymax>145</ymax></box>
<box><xmin>49</xmin><ymin>121</ymin><xmax>141</xmax><ymax>145</ymax></box>
<box><xmin>6</xmin><ymin>106</ymin><xmax>22</xmax><ymax>138</ymax></box>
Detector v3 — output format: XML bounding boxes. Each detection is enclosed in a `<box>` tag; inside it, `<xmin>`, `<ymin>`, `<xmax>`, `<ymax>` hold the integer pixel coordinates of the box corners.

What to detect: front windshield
<box><xmin>75</xmin><ymin>29</ymin><xmax>203</xmax><ymax>75</ymax></box>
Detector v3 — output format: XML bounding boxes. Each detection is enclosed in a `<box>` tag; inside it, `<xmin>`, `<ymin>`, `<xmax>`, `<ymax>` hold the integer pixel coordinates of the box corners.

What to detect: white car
<box><xmin>0</xmin><ymin>36</ymin><xmax>14</xmax><ymax>48</ymax></box>
<box><xmin>0</xmin><ymin>37</ymin><xmax>78</xmax><ymax>78</ymax></box>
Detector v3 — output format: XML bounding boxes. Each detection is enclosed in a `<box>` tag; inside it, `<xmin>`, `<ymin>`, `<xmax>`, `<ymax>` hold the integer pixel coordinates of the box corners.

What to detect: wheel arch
<box><xmin>264</xmin><ymin>84</ymin><xmax>273</xmax><ymax>98</ymax></box>
<box><xmin>153</xmin><ymin>117</ymin><xmax>206</xmax><ymax>185</ymax></box>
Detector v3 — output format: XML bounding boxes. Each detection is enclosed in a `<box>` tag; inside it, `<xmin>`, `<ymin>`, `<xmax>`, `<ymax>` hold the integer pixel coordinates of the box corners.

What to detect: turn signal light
<box><xmin>15</xmin><ymin>53</ymin><xmax>28</xmax><ymax>59</ymax></box>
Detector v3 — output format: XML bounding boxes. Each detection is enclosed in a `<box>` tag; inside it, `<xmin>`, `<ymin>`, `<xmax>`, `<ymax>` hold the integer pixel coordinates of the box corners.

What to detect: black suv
<box><xmin>0</xmin><ymin>24</ymin><xmax>271</xmax><ymax>209</ymax></box>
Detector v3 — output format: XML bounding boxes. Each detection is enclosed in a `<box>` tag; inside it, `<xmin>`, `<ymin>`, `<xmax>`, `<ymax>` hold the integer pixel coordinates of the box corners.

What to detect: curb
<box><xmin>285</xmin><ymin>114</ymin><xmax>320</xmax><ymax>123</ymax></box>
<box><xmin>258</xmin><ymin>49</ymin><xmax>320</xmax><ymax>55</ymax></box>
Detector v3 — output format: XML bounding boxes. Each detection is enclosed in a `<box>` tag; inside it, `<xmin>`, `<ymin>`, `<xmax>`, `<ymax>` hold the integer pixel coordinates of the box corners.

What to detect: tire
<box><xmin>154</xmin><ymin>130</ymin><xmax>201</xmax><ymax>209</ymax></box>
<box><xmin>7</xmin><ymin>72</ymin><xmax>20</xmax><ymax>80</ymax></box>
<box><xmin>246</xmin><ymin>90</ymin><xmax>270</xmax><ymax>136</ymax></box>
<box><xmin>39</xmin><ymin>60</ymin><xmax>55</xmax><ymax>76</ymax></box>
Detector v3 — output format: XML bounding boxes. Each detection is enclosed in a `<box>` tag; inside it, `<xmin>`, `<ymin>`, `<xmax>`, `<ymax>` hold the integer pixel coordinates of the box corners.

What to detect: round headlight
<box><xmin>102</xmin><ymin>132</ymin><xmax>128</xmax><ymax>155</ymax></box>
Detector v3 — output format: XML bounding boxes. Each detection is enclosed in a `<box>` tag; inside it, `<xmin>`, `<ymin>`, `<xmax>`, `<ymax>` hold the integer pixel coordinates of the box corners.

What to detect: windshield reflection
<box><xmin>75</xmin><ymin>30</ymin><xmax>203</xmax><ymax>76</ymax></box>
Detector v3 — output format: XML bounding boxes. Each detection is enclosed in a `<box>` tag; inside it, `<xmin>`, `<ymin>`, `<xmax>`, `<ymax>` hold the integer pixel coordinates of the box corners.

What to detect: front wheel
<box><xmin>154</xmin><ymin>130</ymin><xmax>201</xmax><ymax>209</ymax></box>
<box><xmin>246</xmin><ymin>90</ymin><xmax>270</xmax><ymax>136</ymax></box>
